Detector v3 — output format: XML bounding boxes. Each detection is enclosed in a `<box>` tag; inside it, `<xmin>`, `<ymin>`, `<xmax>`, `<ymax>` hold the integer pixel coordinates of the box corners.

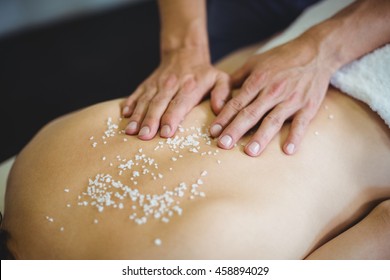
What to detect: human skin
<box><xmin>122</xmin><ymin>0</ymin><xmax>230</xmax><ymax>139</ymax></box>
<box><xmin>211</xmin><ymin>0</ymin><xmax>390</xmax><ymax>157</ymax></box>
<box><xmin>121</xmin><ymin>0</ymin><xmax>390</xmax><ymax>158</ymax></box>
<box><xmin>2</xmin><ymin>86</ymin><xmax>390</xmax><ymax>259</ymax></box>
<box><xmin>2</xmin><ymin>45</ymin><xmax>390</xmax><ymax>259</ymax></box>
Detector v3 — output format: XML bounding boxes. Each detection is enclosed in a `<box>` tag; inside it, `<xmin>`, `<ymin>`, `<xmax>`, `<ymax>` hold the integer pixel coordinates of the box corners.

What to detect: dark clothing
<box><xmin>207</xmin><ymin>0</ymin><xmax>321</xmax><ymax>62</ymax></box>
<box><xmin>0</xmin><ymin>0</ymin><xmax>320</xmax><ymax>162</ymax></box>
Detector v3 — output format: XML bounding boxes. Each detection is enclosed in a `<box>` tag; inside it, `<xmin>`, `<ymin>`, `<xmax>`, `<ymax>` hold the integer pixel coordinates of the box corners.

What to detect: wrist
<box><xmin>300</xmin><ymin>20</ymin><xmax>347</xmax><ymax>73</ymax></box>
<box><xmin>160</xmin><ymin>18</ymin><xmax>210</xmax><ymax>56</ymax></box>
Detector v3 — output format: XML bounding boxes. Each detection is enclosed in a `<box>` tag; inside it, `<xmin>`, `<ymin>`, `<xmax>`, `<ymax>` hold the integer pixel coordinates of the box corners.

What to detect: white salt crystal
<box><xmin>154</xmin><ymin>238</ymin><xmax>162</xmax><ymax>246</ymax></box>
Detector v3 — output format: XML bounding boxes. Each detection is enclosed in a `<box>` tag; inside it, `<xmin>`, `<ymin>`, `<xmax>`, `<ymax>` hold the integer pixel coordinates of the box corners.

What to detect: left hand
<box><xmin>209</xmin><ymin>36</ymin><xmax>334</xmax><ymax>156</ymax></box>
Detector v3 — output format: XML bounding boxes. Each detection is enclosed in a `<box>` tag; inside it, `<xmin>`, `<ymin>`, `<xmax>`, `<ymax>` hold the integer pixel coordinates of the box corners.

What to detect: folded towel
<box><xmin>256</xmin><ymin>0</ymin><xmax>390</xmax><ymax>128</ymax></box>
<box><xmin>330</xmin><ymin>44</ymin><xmax>390</xmax><ymax>128</ymax></box>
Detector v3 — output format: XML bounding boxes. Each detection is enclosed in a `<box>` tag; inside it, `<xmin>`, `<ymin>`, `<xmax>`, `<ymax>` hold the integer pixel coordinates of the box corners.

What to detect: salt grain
<box><xmin>64</xmin><ymin>188</ymin><xmax>70</xmax><ymax>193</ymax></box>
<box><xmin>328</xmin><ymin>114</ymin><xmax>334</xmax><ymax>120</ymax></box>
<box><xmin>154</xmin><ymin>238</ymin><xmax>162</xmax><ymax>246</ymax></box>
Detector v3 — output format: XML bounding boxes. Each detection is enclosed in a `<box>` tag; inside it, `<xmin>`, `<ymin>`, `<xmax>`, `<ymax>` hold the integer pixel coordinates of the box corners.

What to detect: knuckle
<box><xmin>242</xmin><ymin>71</ymin><xmax>265</xmax><ymax>94</ymax></box>
<box><xmin>251</xmin><ymin>70</ymin><xmax>266</xmax><ymax>84</ymax></box>
<box><xmin>305</xmin><ymin>98</ymin><xmax>320</xmax><ymax>111</ymax></box>
<box><xmin>170</xmin><ymin>96</ymin><xmax>184</xmax><ymax>106</ymax></box>
<box><xmin>227</xmin><ymin>98</ymin><xmax>245</xmax><ymax>113</ymax></box>
<box><xmin>266</xmin><ymin>80</ymin><xmax>285</xmax><ymax>98</ymax></box>
<box><xmin>264</xmin><ymin>113</ymin><xmax>283</xmax><ymax>128</ymax></box>
<box><xmin>241</xmin><ymin>107</ymin><xmax>261</xmax><ymax>121</ymax></box>
<box><xmin>182</xmin><ymin>78</ymin><xmax>197</xmax><ymax>93</ymax></box>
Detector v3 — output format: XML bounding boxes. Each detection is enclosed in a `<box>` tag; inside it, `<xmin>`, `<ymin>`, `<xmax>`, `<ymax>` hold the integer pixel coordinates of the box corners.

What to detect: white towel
<box><xmin>330</xmin><ymin>44</ymin><xmax>390</xmax><ymax>128</ymax></box>
<box><xmin>255</xmin><ymin>0</ymin><xmax>390</xmax><ymax>128</ymax></box>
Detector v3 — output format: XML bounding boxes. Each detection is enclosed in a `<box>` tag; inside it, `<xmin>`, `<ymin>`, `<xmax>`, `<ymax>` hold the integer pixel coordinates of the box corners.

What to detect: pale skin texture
<box><xmin>2</xmin><ymin>46</ymin><xmax>390</xmax><ymax>259</ymax></box>
<box><xmin>122</xmin><ymin>0</ymin><xmax>390</xmax><ymax>157</ymax></box>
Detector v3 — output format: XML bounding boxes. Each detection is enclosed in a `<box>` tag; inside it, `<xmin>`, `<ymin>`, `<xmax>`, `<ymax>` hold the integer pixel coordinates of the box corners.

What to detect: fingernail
<box><xmin>126</xmin><ymin>121</ymin><xmax>137</xmax><ymax>132</ymax></box>
<box><xmin>247</xmin><ymin>142</ymin><xmax>260</xmax><ymax>155</ymax></box>
<box><xmin>160</xmin><ymin>125</ymin><xmax>171</xmax><ymax>138</ymax></box>
<box><xmin>210</xmin><ymin>124</ymin><xmax>223</xmax><ymax>137</ymax></box>
<box><xmin>122</xmin><ymin>106</ymin><xmax>130</xmax><ymax>116</ymax></box>
<box><xmin>286</xmin><ymin>143</ymin><xmax>295</xmax><ymax>155</ymax></box>
<box><xmin>219</xmin><ymin>135</ymin><xmax>232</xmax><ymax>148</ymax></box>
<box><xmin>138</xmin><ymin>126</ymin><xmax>150</xmax><ymax>137</ymax></box>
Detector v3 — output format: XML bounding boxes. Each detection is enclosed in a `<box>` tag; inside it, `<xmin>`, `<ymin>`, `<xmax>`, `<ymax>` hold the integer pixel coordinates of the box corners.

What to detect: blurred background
<box><xmin>0</xmin><ymin>0</ymin><xmax>160</xmax><ymax>162</ymax></box>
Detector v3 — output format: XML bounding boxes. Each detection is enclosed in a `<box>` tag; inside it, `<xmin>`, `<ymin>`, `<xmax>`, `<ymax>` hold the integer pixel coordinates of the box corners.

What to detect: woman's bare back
<box><xmin>3</xmin><ymin>86</ymin><xmax>390</xmax><ymax>259</ymax></box>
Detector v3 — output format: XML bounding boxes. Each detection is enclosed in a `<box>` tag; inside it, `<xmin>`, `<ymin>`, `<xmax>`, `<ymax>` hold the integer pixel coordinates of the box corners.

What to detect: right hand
<box><xmin>122</xmin><ymin>48</ymin><xmax>230</xmax><ymax>140</ymax></box>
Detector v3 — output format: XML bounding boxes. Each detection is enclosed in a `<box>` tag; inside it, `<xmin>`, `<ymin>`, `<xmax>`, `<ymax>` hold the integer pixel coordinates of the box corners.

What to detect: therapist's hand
<box><xmin>209</xmin><ymin>37</ymin><xmax>333</xmax><ymax>156</ymax></box>
<box><xmin>122</xmin><ymin>49</ymin><xmax>229</xmax><ymax>140</ymax></box>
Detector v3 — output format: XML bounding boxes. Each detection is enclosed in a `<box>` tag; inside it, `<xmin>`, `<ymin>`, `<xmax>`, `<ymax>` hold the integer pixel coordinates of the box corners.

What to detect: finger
<box><xmin>216</xmin><ymin>96</ymin><xmax>279</xmax><ymax>150</ymax></box>
<box><xmin>244</xmin><ymin>103</ymin><xmax>299</xmax><ymax>156</ymax></box>
<box><xmin>210</xmin><ymin>71</ymin><xmax>267</xmax><ymax>138</ymax></box>
<box><xmin>122</xmin><ymin>86</ymin><xmax>144</xmax><ymax>117</ymax></box>
<box><xmin>138</xmin><ymin>75</ymin><xmax>179</xmax><ymax>140</ymax></box>
<box><xmin>230</xmin><ymin>63</ymin><xmax>250</xmax><ymax>88</ymax></box>
<box><xmin>283</xmin><ymin>109</ymin><xmax>316</xmax><ymax>155</ymax></box>
<box><xmin>210</xmin><ymin>72</ymin><xmax>230</xmax><ymax>115</ymax></box>
<box><xmin>124</xmin><ymin>86</ymin><xmax>157</xmax><ymax>135</ymax></box>
<box><xmin>160</xmin><ymin>77</ymin><xmax>203</xmax><ymax>138</ymax></box>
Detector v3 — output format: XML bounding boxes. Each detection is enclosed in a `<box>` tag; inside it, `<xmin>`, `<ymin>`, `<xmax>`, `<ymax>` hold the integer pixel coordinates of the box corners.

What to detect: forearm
<box><xmin>302</xmin><ymin>0</ymin><xmax>390</xmax><ymax>72</ymax></box>
<box><xmin>158</xmin><ymin>0</ymin><xmax>210</xmax><ymax>61</ymax></box>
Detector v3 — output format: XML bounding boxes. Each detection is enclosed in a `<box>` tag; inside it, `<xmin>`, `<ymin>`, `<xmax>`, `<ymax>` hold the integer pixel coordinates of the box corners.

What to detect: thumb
<box><xmin>210</xmin><ymin>72</ymin><xmax>231</xmax><ymax>115</ymax></box>
<box><xmin>230</xmin><ymin>64</ymin><xmax>250</xmax><ymax>88</ymax></box>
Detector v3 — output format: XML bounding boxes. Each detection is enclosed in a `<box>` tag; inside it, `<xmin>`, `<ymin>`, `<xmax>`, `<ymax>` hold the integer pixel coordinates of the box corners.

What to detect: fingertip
<box><xmin>284</xmin><ymin>142</ymin><xmax>295</xmax><ymax>155</ymax></box>
<box><xmin>125</xmin><ymin>121</ymin><xmax>138</xmax><ymax>135</ymax></box>
<box><xmin>138</xmin><ymin>126</ymin><xmax>151</xmax><ymax>139</ymax></box>
<box><xmin>210</xmin><ymin>124</ymin><xmax>223</xmax><ymax>138</ymax></box>
<box><xmin>122</xmin><ymin>106</ymin><xmax>130</xmax><ymax>117</ymax></box>
<box><xmin>218</xmin><ymin>134</ymin><xmax>233</xmax><ymax>149</ymax></box>
<box><xmin>245</xmin><ymin>141</ymin><xmax>261</xmax><ymax>157</ymax></box>
<box><xmin>160</xmin><ymin>124</ymin><xmax>172</xmax><ymax>138</ymax></box>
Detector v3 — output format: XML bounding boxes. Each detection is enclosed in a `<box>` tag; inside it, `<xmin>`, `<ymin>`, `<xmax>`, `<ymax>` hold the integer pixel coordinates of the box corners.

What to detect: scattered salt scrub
<box><xmin>45</xmin><ymin>216</ymin><xmax>54</xmax><ymax>222</ymax></box>
<box><xmin>314</xmin><ymin>131</ymin><xmax>320</xmax><ymax>136</ymax></box>
<box><xmin>69</xmin><ymin>117</ymin><xmax>234</xmax><ymax>230</ymax></box>
<box><xmin>328</xmin><ymin>114</ymin><xmax>334</xmax><ymax>120</ymax></box>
